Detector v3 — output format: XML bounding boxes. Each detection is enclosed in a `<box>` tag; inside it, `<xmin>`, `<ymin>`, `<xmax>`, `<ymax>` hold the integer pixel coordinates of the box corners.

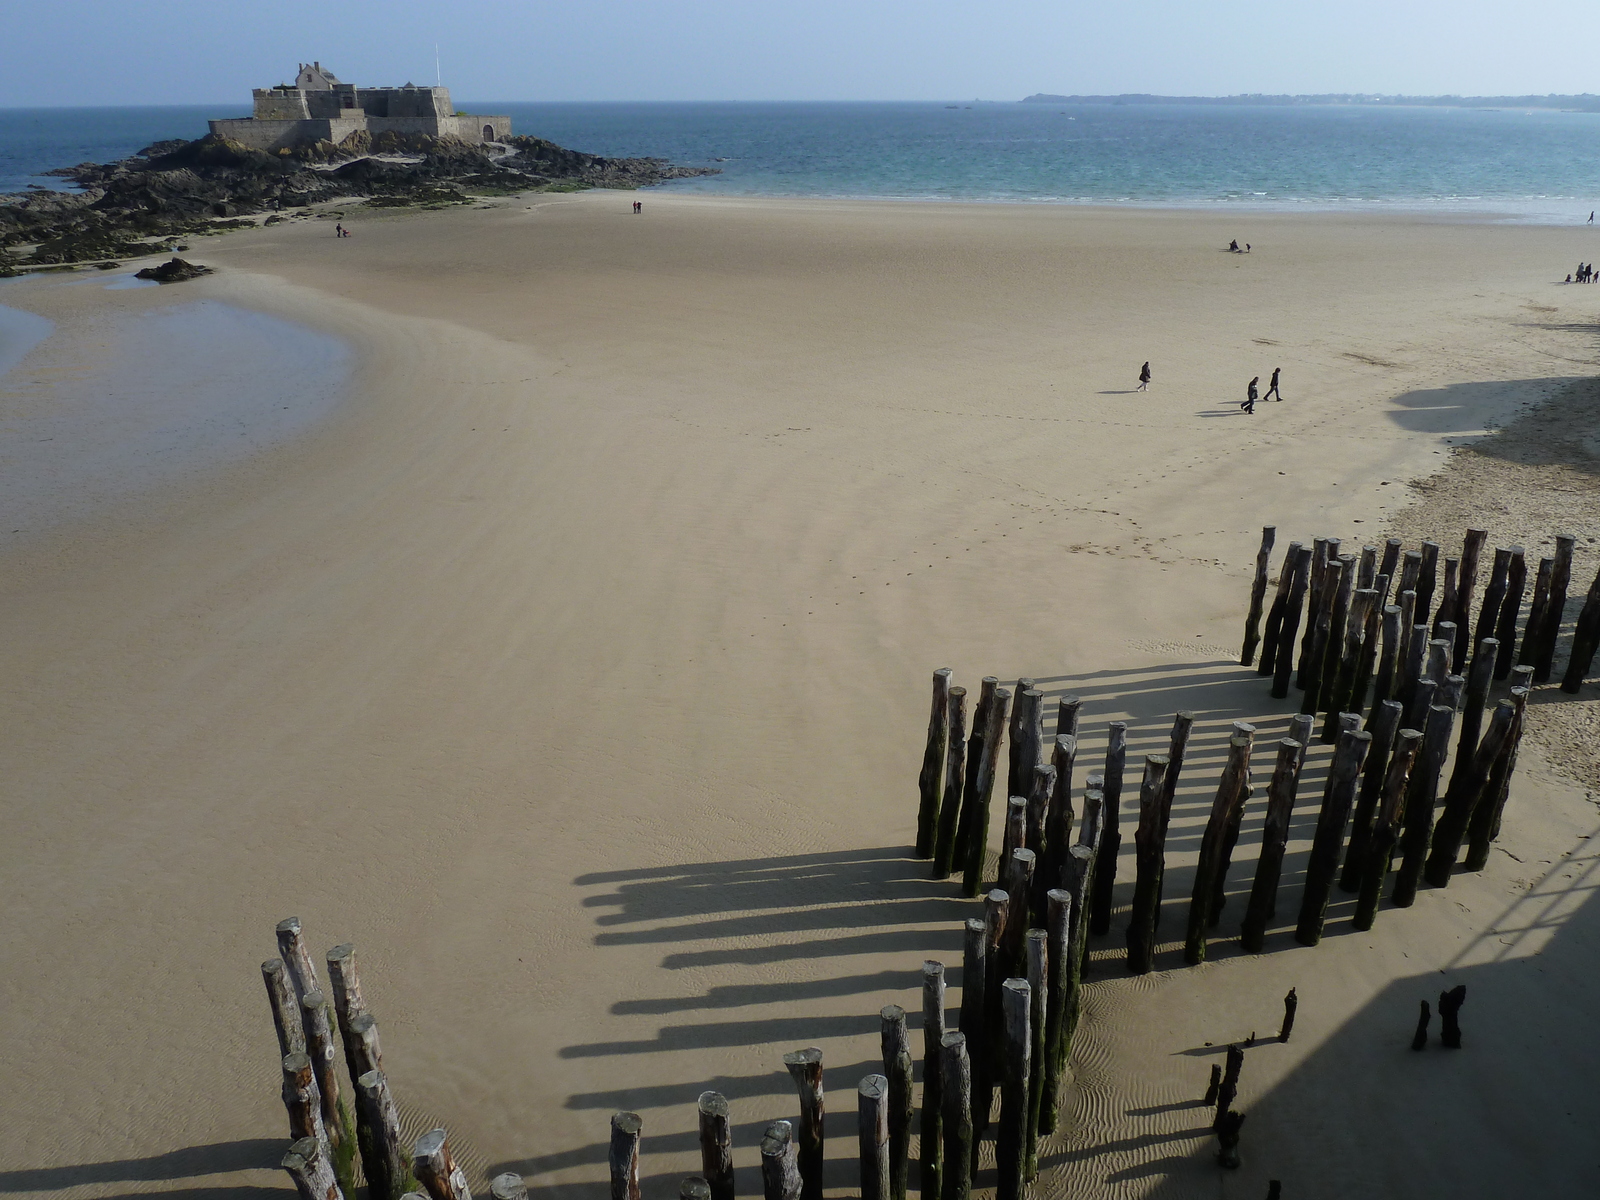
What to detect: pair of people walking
<box><xmin>1241</xmin><ymin>367</ymin><xmax>1283</xmax><ymax>414</ymax></box>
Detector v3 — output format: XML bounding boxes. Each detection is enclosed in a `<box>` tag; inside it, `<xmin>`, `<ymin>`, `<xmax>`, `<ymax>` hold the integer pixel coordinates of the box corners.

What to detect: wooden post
<box><xmin>1425</xmin><ymin>700</ymin><xmax>1518</xmax><ymax>886</ymax></box>
<box><xmin>760</xmin><ymin>1121</ymin><xmax>802</xmax><ymax>1200</ymax></box>
<box><xmin>1214</xmin><ymin>1111</ymin><xmax>1246</xmax><ymax>1170</ymax></box>
<box><xmin>977</xmin><ymin>890</ymin><xmax>1008</xmax><ymax>1138</ymax></box>
<box><xmin>1001</xmin><ymin>849</ymin><xmax>1036</xmax><ymax>976</ymax></box>
<box><xmin>1241</xmin><ymin>525</ymin><xmax>1277</xmax><ymax>666</ymax></box>
<box><xmin>1535</xmin><ymin>535</ymin><xmax>1577</xmax><ymax>681</ymax></box>
<box><xmin>355</xmin><ymin>1070</ymin><xmax>407</xmax><ymax>1200</ymax></box>
<box><xmin>1294</xmin><ymin>729</ymin><xmax>1372</xmax><ymax>945</ymax></box>
<box><xmin>1465</xmin><ymin>686</ymin><xmax>1531</xmax><ymax>869</ymax></box>
<box><xmin>1297</xmin><ymin>537</ymin><xmax>1334</xmax><ymax>687</ymax></box>
<box><xmin>1240</xmin><ymin>739</ymin><xmax>1304</xmax><ymax>953</ymax></box>
<box><xmin>1425</xmin><ymin>636</ymin><xmax>1451</xmax><ymax>687</ymax></box>
<box><xmin>1416</xmin><ymin>541</ymin><xmax>1440</xmax><ymax>626</ymax></box>
<box><xmin>1438</xmin><ymin>672</ymin><xmax>1465</xmax><ymax>713</ymax></box>
<box><xmin>1392</xmin><ymin>704</ymin><xmax>1457</xmax><ymax>907</ymax></box>
<box><xmin>1300</xmin><ymin>556</ymin><xmax>1342</xmax><ymax>713</ymax></box>
<box><xmin>491</xmin><ymin>1176</ymin><xmax>527</xmax><ymax>1200</ymax></box>
<box><xmin>1350</xmin><ymin>728</ymin><xmax>1419</xmax><ymax>929</ymax></box>
<box><xmin>881</xmin><ymin>1006</ymin><xmax>912</xmax><ymax>1200</ymax></box>
<box><xmin>1398</xmin><ymin>548</ymin><xmax>1422</xmax><ymax>602</ymax></box>
<box><xmin>1259</xmin><ymin>539</ymin><xmax>1302</xmax><ymax>676</ymax></box>
<box><xmin>1367</xmin><ymin>604</ymin><xmax>1402</xmax><ymax>723</ymax></box>
<box><xmin>1400</xmin><ymin>619</ymin><xmax>1428</xmax><ymax>713</ymax></box>
<box><xmin>1043</xmin><ymin>738</ymin><xmax>1078</xmax><ymax>916</ymax></box>
<box><xmin>996</xmin><ymin>979</ymin><xmax>1031</xmax><ymax>1200</ymax></box>
<box><xmin>1186</xmin><ymin>727</ymin><xmax>1256</xmax><ymax>964</ymax></box>
<box><xmin>939</xmin><ymin>1034</ymin><xmax>972</xmax><ymax>1200</ymax></box>
<box><xmin>1026</xmin><ymin>763</ymin><xmax>1057</xmax><ymax>922</ymax></box>
<box><xmin>1057</xmin><ymin>694</ymin><xmax>1083</xmax><ymax>737</ymax></box>
<box><xmin>1560</xmin><ymin>561</ymin><xmax>1600</xmax><ymax>693</ymax></box>
<box><xmin>952</xmin><ymin>677</ymin><xmax>997</xmax><ymax>869</ymax></box>
<box><xmin>1215</xmin><ymin>1043</ymin><xmax>1244</xmax><ymax>1125</ymax></box>
<box><xmin>1211</xmin><ymin>721</ymin><xmax>1276</xmax><ymax>927</ymax></box>
<box><xmin>782</xmin><ymin>1048</ymin><xmax>825</xmax><ymax>1200</ymax></box>
<box><xmin>1321</xmin><ymin>588</ymin><xmax>1376</xmax><ymax>742</ymax></box>
<box><xmin>1357</xmin><ymin>544</ymin><xmax>1377</xmax><ymax>590</ymax></box>
<box><xmin>921</xmin><ymin>962</ymin><xmax>946</xmax><ymax>1200</ymax></box>
<box><xmin>1125</xmin><ymin>755</ymin><xmax>1172</xmax><ymax>974</ymax></box>
<box><xmin>1349</xmin><ymin>588</ymin><xmax>1383</xmax><ymax>720</ymax></box>
<box><xmin>1433</xmin><ymin>559</ymin><xmax>1459</xmax><ymax>644</ymax></box>
<box><xmin>282</xmin><ymin>1052</ymin><xmax>331</xmax><ymax>1163</ymax></box>
<box><xmin>1452</xmin><ymin>529</ymin><xmax>1489</xmax><ymax>670</ymax></box>
<box><xmin>1405</xmin><ymin>675</ymin><xmax>1438</xmax><ymax>735</ymax></box>
<box><xmin>300</xmin><ymin>991</ymin><xmax>347</xmax><ymax>1152</ymax></box>
<box><xmin>605</xmin><ymin>1117</ymin><xmax>641</xmax><ymax>1200</ymax></box>
<box><xmin>414</xmin><ymin>1131</ymin><xmax>471</xmax><ymax>1200</ymax></box>
<box><xmin>858</xmin><ymin>1075</ymin><xmax>890</xmax><ymax>1200</ymax></box>
<box><xmin>1061</xmin><ymin>846</ymin><xmax>1094</xmax><ymax>1045</ymax></box>
<box><xmin>1279</xmin><ymin>988</ymin><xmax>1298</xmax><ymax>1042</ymax></box>
<box><xmin>326</xmin><ymin>944</ymin><xmax>368</xmax><ymax>1087</ymax></box>
<box><xmin>1315</xmin><ymin>554</ymin><xmax>1357</xmax><ymax>714</ymax></box>
<box><xmin>276</xmin><ymin>917</ymin><xmax>323</xmax><ymax>1004</ymax></box>
<box><xmin>957</xmin><ymin>917</ymin><xmax>986</xmax><ymax>1148</ymax></box>
<box><xmin>1042</xmin><ymin>889</ymin><xmax>1071</xmax><ymax>1136</ymax></box>
<box><xmin>932</xmin><ymin>687</ymin><xmax>969</xmax><ymax>879</ymax></box>
<box><xmin>1439</xmin><ymin>985</ymin><xmax>1467</xmax><ymax>1049</ymax></box>
<box><xmin>1023</xmin><ymin>929</ymin><xmax>1048</xmax><ymax>1178</ymax></box>
<box><xmin>1342</xmin><ymin>700</ymin><xmax>1402</xmax><ymax>892</ymax></box>
<box><xmin>1272</xmin><ymin>547</ymin><xmax>1313</xmax><ymax>699</ymax></box>
<box><xmin>282</xmin><ymin>1136</ymin><xmax>345</xmax><ymax>1200</ymax></box>
<box><xmin>1089</xmin><ymin>722</ymin><xmax>1128</xmax><ymax>935</ymax></box>
<box><xmin>1001</xmin><ymin>796</ymin><xmax>1028</xmax><ymax>866</ymax></box>
<box><xmin>1471</xmin><ymin>549</ymin><xmax>1512</xmax><ymax>673</ymax></box>
<box><xmin>698</xmin><ymin>1092</ymin><xmax>735</xmax><ymax>1200</ymax></box>
<box><xmin>961</xmin><ymin>687</ymin><xmax>1012</xmax><ymax>898</ymax></box>
<box><xmin>346</xmin><ymin>1013</ymin><xmax>383</xmax><ymax>1081</ymax></box>
<box><xmin>1444</xmin><ymin>638</ymin><xmax>1498</xmax><ymax>800</ymax></box>
<box><xmin>1378</xmin><ymin>539</ymin><xmax>1402</xmax><ymax>598</ymax></box>
<box><xmin>680</xmin><ymin>1179</ymin><xmax>712</xmax><ymax>1200</ymax></box>
<box><xmin>1494</xmin><ymin>548</ymin><xmax>1527</xmax><ymax>679</ymax></box>
<box><xmin>264</xmin><ymin>959</ymin><xmax>308</xmax><ymax>1059</ymax></box>
<box><xmin>1149</xmin><ymin>713</ymin><xmax>1194</xmax><ymax>927</ymax></box>
<box><xmin>1008</xmin><ymin>686</ymin><xmax>1043</xmax><ymax>808</ymax></box>
<box><xmin>917</xmin><ymin>669</ymin><xmax>954</xmax><ymax>858</ymax></box>
<box><xmin>1518</xmin><ymin>557</ymin><xmax>1555</xmax><ymax>670</ymax></box>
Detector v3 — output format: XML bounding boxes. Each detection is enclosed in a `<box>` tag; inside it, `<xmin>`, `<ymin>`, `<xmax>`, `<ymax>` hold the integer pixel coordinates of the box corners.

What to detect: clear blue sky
<box><xmin>5</xmin><ymin>0</ymin><xmax>1599</xmax><ymax>107</ymax></box>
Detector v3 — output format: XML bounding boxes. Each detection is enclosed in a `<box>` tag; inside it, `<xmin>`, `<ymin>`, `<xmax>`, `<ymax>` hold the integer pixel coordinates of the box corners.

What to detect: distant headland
<box><xmin>1021</xmin><ymin>92</ymin><xmax>1600</xmax><ymax>112</ymax></box>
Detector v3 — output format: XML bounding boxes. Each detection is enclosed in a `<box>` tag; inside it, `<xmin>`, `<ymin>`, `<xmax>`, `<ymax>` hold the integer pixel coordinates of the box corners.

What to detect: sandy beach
<box><xmin>2</xmin><ymin>193</ymin><xmax>1597</xmax><ymax>1199</ymax></box>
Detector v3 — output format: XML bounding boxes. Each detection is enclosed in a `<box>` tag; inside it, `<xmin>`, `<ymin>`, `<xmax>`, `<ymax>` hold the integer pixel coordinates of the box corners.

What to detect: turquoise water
<box><xmin>5</xmin><ymin>100</ymin><xmax>1600</xmax><ymax>221</ymax></box>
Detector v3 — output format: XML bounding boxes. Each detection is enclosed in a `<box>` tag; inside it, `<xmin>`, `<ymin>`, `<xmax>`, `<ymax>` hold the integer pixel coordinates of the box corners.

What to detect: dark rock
<box><xmin>134</xmin><ymin>257</ymin><xmax>212</xmax><ymax>283</ymax></box>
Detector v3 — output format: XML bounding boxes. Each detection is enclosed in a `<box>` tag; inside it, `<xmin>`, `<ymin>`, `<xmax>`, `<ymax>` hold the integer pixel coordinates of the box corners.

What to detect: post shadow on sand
<box><xmin>0</xmin><ymin>1141</ymin><xmax>285</xmax><ymax>1195</ymax></box>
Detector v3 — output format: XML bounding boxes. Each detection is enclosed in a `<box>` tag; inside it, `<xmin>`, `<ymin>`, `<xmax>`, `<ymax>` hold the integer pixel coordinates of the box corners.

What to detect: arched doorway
<box><xmin>483</xmin><ymin>124</ymin><xmax>495</xmax><ymax>142</ymax></box>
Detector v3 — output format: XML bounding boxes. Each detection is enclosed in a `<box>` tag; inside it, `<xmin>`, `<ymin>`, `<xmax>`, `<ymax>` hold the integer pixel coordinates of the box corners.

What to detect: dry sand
<box><xmin>2</xmin><ymin>194</ymin><xmax>1598</xmax><ymax>1200</ymax></box>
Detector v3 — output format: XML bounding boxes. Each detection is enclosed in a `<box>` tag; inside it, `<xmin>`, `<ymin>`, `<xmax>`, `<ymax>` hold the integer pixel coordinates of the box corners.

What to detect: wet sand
<box><xmin>1</xmin><ymin>194</ymin><xmax>1597</xmax><ymax>1199</ymax></box>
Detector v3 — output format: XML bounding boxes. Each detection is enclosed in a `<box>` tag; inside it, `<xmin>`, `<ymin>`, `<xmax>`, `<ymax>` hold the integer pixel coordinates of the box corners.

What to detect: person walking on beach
<box><xmin>335</xmin><ymin>222</ymin><xmax>343</xmax><ymax>238</ymax></box>
<box><xmin>1242</xmin><ymin>376</ymin><xmax>1259</xmax><ymax>414</ymax></box>
<box><xmin>1264</xmin><ymin>366</ymin><xmax>1282</xmax><ymax>401</ymax></box>
<box><xmin>1138</xmin><ymin>362</ymin><xmax>1151</xmax><ymax>391</ymax></box>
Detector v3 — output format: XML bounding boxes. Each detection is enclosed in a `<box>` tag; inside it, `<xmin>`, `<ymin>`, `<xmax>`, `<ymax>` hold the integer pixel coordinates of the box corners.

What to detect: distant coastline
<box><xmin>1021</xmin><ymin>92</ymin><xmax>1600</xmax><ymax>112</ymax></box>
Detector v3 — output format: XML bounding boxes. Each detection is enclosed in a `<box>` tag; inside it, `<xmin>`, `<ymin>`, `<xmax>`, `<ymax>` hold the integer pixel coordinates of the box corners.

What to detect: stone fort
<box><xmin>209</xmin><ymin>62</ymin><xmax>511</xmax><ymax>151</ymax></box>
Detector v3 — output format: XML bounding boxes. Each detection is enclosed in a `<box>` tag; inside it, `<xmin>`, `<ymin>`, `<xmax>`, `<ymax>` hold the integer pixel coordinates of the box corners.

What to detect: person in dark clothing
<box><xmin>1264</xmin><ymin>366</ymin><xmax>1282</xmax><ymax>401</ymax></box>
<box><xmin>1137</xmin><ymin>362</ymin><xmax>1151</xmax><ymax>391</ymax></box>
<box><xmin>1242</xmin><ymin>376</ymin><xmax>1259</xmax><ymax>414</ymax></box>
<box><xmin>1228</xmin><ymin>239</ymin><xmax>1240</xmax><ymax>252</ymax></box>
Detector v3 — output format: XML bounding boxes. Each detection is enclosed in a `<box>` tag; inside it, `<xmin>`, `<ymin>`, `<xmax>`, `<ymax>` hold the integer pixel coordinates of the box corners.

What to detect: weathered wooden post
<box><xmin>1279</xmin><ymin>988</ymin><xmax>1297</xmax><ymax>1042</ymax></box>
<box><xmin>1416</xmin><ymin>541</ymin><xmax>1440</xmax><ymax>625</ymax></box>
<box><xmin>1061</xmin><ymin>845</ymin><xmax>1095</xmax><ymax>1044</ymax></box>
<box><xmin>1026</xmin><ymin>763</ymin><xmax>1057</xmax><ymax>921</ymax></box>
<box><xmin>1321</xmin><ymin>588</ymin><xmax>1376</xmax><ymax>741</ymax></box>
<box><xmin>264</xmin><ymin>959</ymin><xmax>307</xmax><ymax>1059</ymax></box>
<box><xmin>1493</xmin><ymin>548</ymin><xmax>1527</xmax><ymax>679</ymax></box>
<box><xmin>859</xmin><ymin>1075</ymin><xmax>891</xmax><ymax>1200</ymax></box>
<box><xmin>977</xmin><ymin>891</ymin><xmax>1009</xmax><ymax>1138</ymax></box>
<box><xmin>783</xmin><ymin>1048</ymin><xmax>825</xmax><ymax>1200</ymax></box>
<box><xmin>1001</xmin><ymin>849</ymin><xmax>1036</xmax><ymax>976</ymax></box>
<box><xmin>1272</xmin><ymin>547</ymin><xmax>1313</xmax><ymax>699</ymax></box>
<box><xmin>1471</xmin><ymin>549</ymin><xmax>1512</xmax><ymax>670</ymax></box>
<box><xmin>1465</xmin><ymin>685</ymin><xmax>1530</xmax><ymax>869</ymax></box>
<box><xmin>1357</xmin><ymin>544</ymin><xmax>1377</xmax><ymax>590</ymax></box>
<box><xmin>1207</xmin><ymin>723</ymin><xmax>1266</xmax><ymax>927</ymax></box>
<box><xmin>1342</xmin><ymin>699</ymin><xmax>1402</xmax><ymax>892</ymax></box>
<box><xmin>1444</xmin><ymin>638</ymin><xmax>1498</xmax><ymax>799</ymax></box>
<box><xmin>1240</xmin><ymin>739</ymin><xmax>1304</xmax><ymax>953</ymax></box>
<box><xmin>276</xmin><ymin>917</ymin><xmax>323</xmax><ymax>1007</ymax></box>
<box><xmin>1452</xmin><ymin>529</ymin><xmax>1488</xmax><ymax>669</ymax></box>
<box><xmin>1398</xmin><ymin>548</ymin><xmax>1422</xmax><ymax>603</ymax></box>
<box><xmin>1300</xmin><ymin>556</ymin><xmax>1342</xmax><ymax>712</ymax></box>
<box><xmin>1438</xmin><ymin>671</ymin><xmax>1465</xmax><ymax>713</ymax></box>
<box><xmin>1214</xmin><ymin>1111</ymin><xmax>1246</xmax><ymax>1170</ymax></box>
<box><xmin>952</xmin><ymin>678</ymin><xmax>997</xmax><ymax>869</ymax></box>
<box><xmin>1518</xmin><ymin>557</ymin><xmax>1555</xmax><ymax>669</ymax></box>
<box><xmin>325</xmin><ymin>944</ymin><xmax>368</xmax><ymax>1085</ymax></box>
<box><xmin>490</xmin><ymin>1175</ymin><xmax>528</xmax><ymax>1200</ymax></box>
<box><xmin>415</xmin><ymin>1129</ymin><xmax>472</xmax><ymax>1200</ymax></box>
<box><xmin>1089</xmin><ymin>722</ymin><xmax>1128</xmax><ymax>935</ymax></box>
<box><xmin>1400</xmin><ymin>618</ymin><xmax>1429</xmax><ymax>712</ymax></box>
<box><xmin>939</xmin><ymin>1034</ymin><xmax>972</xmax><ymax>1200</ymax></box>
<box><xmin>300</xmin><ymin>991</ymin><xmax>348</xmax><ymax>1157</ymax></box>
<box><xmin>1241</xmin><ymin>525</ymin><xmax>1277</xmax><ymax>666</ymax></box>
<box><xmin>932</xmin><ymin>688</ymin><xmax>970</xmax><ymax>879</ymax></box>
<box><xmin>1150</xmin><ymin>712</ymin><xmax>1194</xmax><ymax>925</ymax></box>
<box><xmin>1426</xmin><ymin>634</ymin><xmax>1452</xmax><ymax>687</ymax></box>
<box><xmin>346</xmin><ymin>1013</ymin><xmax>383</xmax><ymax>1081</ymax></box>
<box><xmin>1395</xmin><ymin>586</ymin><xmax>1418</xmax><ymax>685</ymax></box>
<box><xmin>1367</xmin><ymin>605</ymin><xmax>1402</xmax><ymax>724</ymax></box>
<box><xmin>1186</xmin><ymin>726</ymin><xmax>1255</xmax><ymax>964</ymax></box>
<box><xmin>282</xmin><ymin>1136</ymin><xmax>345</xmax><ymax>1200</ymax></box>
<box><xmin>1349</xmin><ymin>587</ymin><xmax>1383</xmax><ymax>718</ymax></box>
<box><xmin>881</xmin><ymin>1006</ymin><xmax>912</xmax><ymax>1200</ymax></box>
<box><xmin>1125</xmin><ymin>755</ymin><xmax>1172</xmax><ymax>974</ymax></box>
<box><xmin>1315</xmin><ymin>554</ymin><xmax>1357</xmax><ymax>713</ymax></box>
<box><xmin>1378</xmin><ymin>539</ymin><xmax>1402</xmax><ymax>597</ymax></box>
<box><xmin>1002</xmin><ymin>796</ymin><xmax>1028</xmax><ymax>866</ymax></box>
<box><xmin>1433</xmin><ymin>559</ymin><xmax>1459</xmax><ymax>647</ymax></box>
<box><xmin>1392</xmin><ymin>704</ymin><xmax>1457</xmax><ymax>907</ymax></box>
<box><xmin>355</xmin><ymin>1071</ymin><xmax>407</xmax><ymax>1200</ymax></box>
<box><xmin>1297</xmin><ymin>537</ymin><xmax>1334</xmax><ymax>687</ymax></box>
<box><xmin>1439</xmin><ymin>985</ymin><xmax>1467</xmax><ymax>1048</ymax></box>
<box><xmin>997</xmin><ymin>979</ymin><xmax>1031</xmax><ymax>1200</ymax></box>
<box><xmin>698</xmin><ymin>1092</ymin><xmax>735</xmax><ymax>1200</ymax></box>
<box><xmin>921</xmin><ymin>962</ymin><xmax>946</xmax><ymax>1200</ymax></box>
<box><xmin>1042</xmin><ymin>889</ymin><xmax>1071</xmax><ymax>1136</ymax></box>
<box><xmin>1404</xmin><ymin>675</ymin><xmax>1437</xmax><ymax>735</ymax></box>
<box><xmin>1259</xmin><ymin>540</ymin><xmax>1301</xmax><ymax>676</ymax></box>
<box><xmin>1042</xmin><ymin>738</ymin><xmax>1078</xmax><ymax>918</ymax></box>
<box><xmin>1351</xmin><ymin>728</ymin><xmax>1422</xmax><ymax>930</ymax></box>
<box><xmin>1425</xmin><ymin>699</ymin><xmax>1518</xmax><ymax>886</ymax></box>
<box><xmin>1294</xmin><ymin>729</ymin><xmax>1372</xmax><ymax>945</ymax></box>
<box><xmin>1534</xmin><ymin>535</ymin><xmax>1577</xmax><ymax>681</ymax></box>
<box><xmin>282</xmin><ymin>1052</ymin><xmax>331</xmax><ymax>1163</ymax></box>
<box><xmin>961</xmin><ymin>687</ymin><xmax>1012</xmax><ymax>898</ymax></box>
<box><xmin>680</xmin><ymin>1178</ymin><xmax>712</xmax><ymax>1200</ymax></box>
<box><xmin>1215</xmin><ymin>1044</ymin><xmax>1244</xmax><ymax>1124</ymax></box>
<box><xmin>1008</xmin><ymin>686</ymin><xmax>1043</xmax><ymax>809</ymax></box>
<box><xmin>1023</xmin><ymin>929</ymin><xmax>1048</xmax><ymax>1178</ymax></box>
<box><xmin>957</xmin><ymin>917</ymin><xmax>986</xmax><ymax>1150</ymax></box>
<box><xmin>760</xmin><ymin>1121</ymin><xmax>802</xmax><ymax>1200</ymax></box>
<box><xmin>606</xmin><ymin>1116</ymin><xmax>641</xmax><ymax>1200</ymax></box>
<box><xmin>917</xmin><ymin>669</ymin><xmax>954</xmax><ymax>858</ymax></box>
<box><xmin>1560</xmin><ymin>561</ymin><xmax>1600</xmax><ymax>693</ymax></box>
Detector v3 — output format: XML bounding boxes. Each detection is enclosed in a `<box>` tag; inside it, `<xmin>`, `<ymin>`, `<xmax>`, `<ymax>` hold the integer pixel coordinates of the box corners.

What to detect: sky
<box><xmin>5</xmin><ymin>0</ymin><xmax>1600</xmax><ymax>107</ymax></box>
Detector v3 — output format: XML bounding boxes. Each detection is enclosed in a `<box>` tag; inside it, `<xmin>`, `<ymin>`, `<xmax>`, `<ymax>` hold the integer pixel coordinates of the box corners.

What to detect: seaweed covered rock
<box><xmin>134</xmin><ymin>257</ymin><xmax>212</xmax><ymax>283</ymax></box>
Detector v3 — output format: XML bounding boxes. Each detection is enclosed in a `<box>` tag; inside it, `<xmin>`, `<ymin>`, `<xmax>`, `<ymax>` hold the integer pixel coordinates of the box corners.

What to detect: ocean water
<box><xmin>5</xmin><ymin>100</ymin><xmax>1600</xmax><ymax>221</ymax></box>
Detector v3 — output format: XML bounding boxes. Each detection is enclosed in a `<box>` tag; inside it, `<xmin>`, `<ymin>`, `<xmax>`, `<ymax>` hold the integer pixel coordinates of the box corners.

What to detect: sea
<box><xmin>4</xmin><ymin>100</ymin><xmax>1600</xmax><ymax>222</ymax></box>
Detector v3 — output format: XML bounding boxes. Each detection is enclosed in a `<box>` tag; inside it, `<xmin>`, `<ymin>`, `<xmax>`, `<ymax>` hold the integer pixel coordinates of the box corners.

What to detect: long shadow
<box><xmin>0</xmin><ymin>1142</ymin><xmax>283</xmax><ymax>1194</ymax></box>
